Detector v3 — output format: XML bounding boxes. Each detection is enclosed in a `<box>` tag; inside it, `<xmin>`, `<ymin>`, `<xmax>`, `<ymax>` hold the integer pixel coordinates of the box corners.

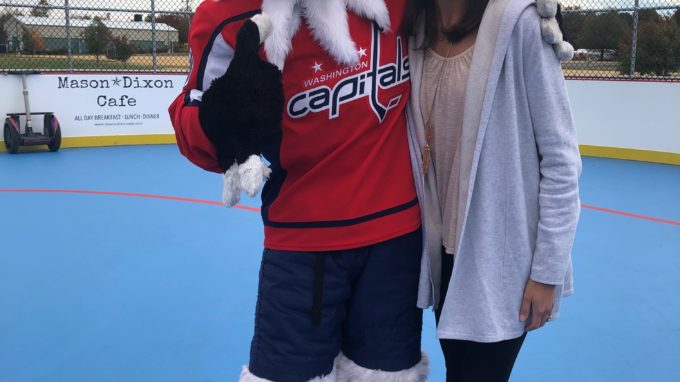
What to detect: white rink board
<box><xmin>566</xmin><ymin>79</ymin><xmax>680</xmax><ymax>154</ymax></box>
<box><xmin>0</xmin><ymin>73</ymin><xmax>679</xmax><ymax>156</ymax></box>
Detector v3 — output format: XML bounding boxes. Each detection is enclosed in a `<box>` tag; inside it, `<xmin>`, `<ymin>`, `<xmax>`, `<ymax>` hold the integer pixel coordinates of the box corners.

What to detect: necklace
<box><xmin>422</xmin><ymin>42</ymin><xmax>454</xmax><ymax>173</ymax></box>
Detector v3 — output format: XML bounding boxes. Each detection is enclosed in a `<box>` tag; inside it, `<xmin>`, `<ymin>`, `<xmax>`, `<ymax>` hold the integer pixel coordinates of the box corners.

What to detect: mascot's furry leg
<box><xmin>335</xmin><ymin>352</ymin><xmax>429</xmax><ymax>382</ymax></box>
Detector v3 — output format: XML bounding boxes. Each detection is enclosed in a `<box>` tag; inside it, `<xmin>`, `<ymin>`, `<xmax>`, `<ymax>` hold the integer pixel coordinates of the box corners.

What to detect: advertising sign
<box><xmin>0</xmin><ymin>73</ymin><xmax>185</xmax><ymax>137</ymax></box>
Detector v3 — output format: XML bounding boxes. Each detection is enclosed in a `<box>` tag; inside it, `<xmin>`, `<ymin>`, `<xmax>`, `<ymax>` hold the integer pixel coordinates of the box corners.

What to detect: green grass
<box><xmin>0</xmin><ymin>54</ymin><xmax>186</xmax><ymax>72</ymax></box>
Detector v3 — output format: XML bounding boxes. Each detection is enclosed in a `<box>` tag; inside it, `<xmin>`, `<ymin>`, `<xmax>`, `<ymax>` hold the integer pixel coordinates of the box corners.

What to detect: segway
<box><xmin>3</xmin><ymin>71</ymin><xmax>61</xmax><ymax>154</ymax></box>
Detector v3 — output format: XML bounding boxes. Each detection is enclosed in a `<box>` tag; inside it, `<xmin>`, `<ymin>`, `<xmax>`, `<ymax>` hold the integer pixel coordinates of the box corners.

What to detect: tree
<box><xmin>619</xmin><ymin>20</ymin><xmax>680</xmax><ymax>76</ymax></box>
<box><xmin>0</xmin><ymin>13</ymin><xmax>12</xmax><ymax>43</ymax></box>
<box><xmin>561</xmin><ymin>10</ymin><xmax>588</xmax><ymax>48</ymax></box>
<box><xmin>155</xmin><ymin>14</ymin><xmax>191</xmax><ymax>45</ymax></box>
<box><xmin>83</xmin><ymin>17</ymin><xmax>110</xmax><ymax>64</ymax></box>
<box><xmin>578</xmin><ymin>12</ymin><xmax>628</xmax><ymax>60</ymax></box>
<box><xmin>107</xmin><ymin>35</ymin><xmax>136</xmax><ymax>66</ymax></box>
<box><xmin>144</xmin><ymin>10</ymin><xmax>193</xmax><ymax>45</ymax></box>
<box><xmin>30</xmin><ymin>0</ymin><xmax>50</xmax><ymax>18</ymax></box>
<box><xmin>637</xmin><ymin>9</ymin><xmax>662</xmax><ymax>24</ymax></box>
<box><xmin>672</xmin><ymin>9</ymin><xmax>680</xmax><ymax>27</ymax></box>
<box><xmin>1</xmin><ymin>10</ymin><xmax>24</xmax><ymax>46</ymax></box>
<box><xmin>22</xmin><ymin>27</ymin><xmax>44</xmax><ymax>53</ymax></box>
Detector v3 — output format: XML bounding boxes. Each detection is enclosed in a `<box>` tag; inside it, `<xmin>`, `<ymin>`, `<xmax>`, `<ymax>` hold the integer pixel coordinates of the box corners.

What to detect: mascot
<box><xmin>169</xmin><ymin>1</ymin><xmax>568</xmax><ymax>381</ymax></box>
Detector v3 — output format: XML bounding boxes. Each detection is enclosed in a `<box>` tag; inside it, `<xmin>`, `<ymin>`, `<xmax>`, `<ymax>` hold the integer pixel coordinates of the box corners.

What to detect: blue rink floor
<box><xmin>0</xmin><ymin>145</ymin><xmax>679</xmax><ymax>382</ymax></box>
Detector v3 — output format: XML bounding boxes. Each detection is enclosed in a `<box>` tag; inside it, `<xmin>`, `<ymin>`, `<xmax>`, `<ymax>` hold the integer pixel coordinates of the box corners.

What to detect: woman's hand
<box><xmin>519</xmin><ymin>279</ymin><xmax>557</xmax><ymax>331</ymax></box>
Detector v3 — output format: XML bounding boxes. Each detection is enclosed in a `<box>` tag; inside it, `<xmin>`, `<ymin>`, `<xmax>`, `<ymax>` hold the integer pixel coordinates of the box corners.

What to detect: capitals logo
<box><xmin>287</xmin><ymin>24</ymin><xmax>410</xmax><ymax>123</ymax></box>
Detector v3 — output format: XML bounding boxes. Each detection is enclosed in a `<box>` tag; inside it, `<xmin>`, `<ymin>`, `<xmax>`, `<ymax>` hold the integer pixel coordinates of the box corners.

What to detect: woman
<box><xmin>403</xmin><ymin>0</ymin><xmax>581</xmax><ymax>381</ymax></box>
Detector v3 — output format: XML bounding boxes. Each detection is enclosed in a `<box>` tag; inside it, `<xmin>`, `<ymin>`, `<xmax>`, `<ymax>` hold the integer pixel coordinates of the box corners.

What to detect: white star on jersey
<box><xmin>357</xmin><ymin>47</ymin><xmax>367</xmax><ymax>58</ymax></box>
<box><xmin>312</xmin><ymin>62</ymin><xmax>323</xmax><ymax>73</ymax></box>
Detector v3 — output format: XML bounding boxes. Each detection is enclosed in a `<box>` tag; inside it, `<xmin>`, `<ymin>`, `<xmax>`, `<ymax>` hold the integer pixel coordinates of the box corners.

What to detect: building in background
<box><xmin>2</xmin><ymin>16</ymin><xmax>179</xmax><ymax>54</ymax></box>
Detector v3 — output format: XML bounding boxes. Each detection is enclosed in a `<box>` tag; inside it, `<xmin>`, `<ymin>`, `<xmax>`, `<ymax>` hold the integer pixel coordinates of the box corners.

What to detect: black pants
<box><xmin>434</xmin><ymin>250</ymin><xmax>526</xmax><ymax>382</ymax></box>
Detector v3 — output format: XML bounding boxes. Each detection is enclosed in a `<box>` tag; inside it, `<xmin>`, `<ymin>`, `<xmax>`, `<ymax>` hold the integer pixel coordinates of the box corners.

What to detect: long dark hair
<box><xmin>401</xmin><ymin>0</ymin><xmax>490</xmax><ymax>48</ymax></box>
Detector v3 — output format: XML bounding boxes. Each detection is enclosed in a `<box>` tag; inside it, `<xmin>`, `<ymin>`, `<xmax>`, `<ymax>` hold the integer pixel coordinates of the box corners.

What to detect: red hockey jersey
<box><xmin>169</xmin><ymin>0</ymin><xmax>420</xmax><ymax>251</ymax></box>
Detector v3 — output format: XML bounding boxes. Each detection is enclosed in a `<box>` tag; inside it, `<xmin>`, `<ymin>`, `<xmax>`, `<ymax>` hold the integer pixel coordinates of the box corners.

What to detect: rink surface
<box><xmin>1</xmin><ymin>145</ymin><xmax>679</xmax><ymax>381</ymax></box>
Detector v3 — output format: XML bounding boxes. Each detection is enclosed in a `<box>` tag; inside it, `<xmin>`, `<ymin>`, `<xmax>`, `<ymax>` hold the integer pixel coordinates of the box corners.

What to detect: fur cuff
<box><xmin>538</xmin><ymin>17</ymin><xmax>574</xmax><ymax>62</ymax></box>
<box><xmin>554</xmin><ymin>41</ymin><xmax>575</xmax><ymax>62</ymax></box>
<box><xmin>540</xmin><ymin>17</ymin><xmax>563</xmax><ymax>44</ymax></box>
<box><xmin>240</xmin><ymin>366</ymin><xmax>337</xmax><ymax>381</ymax></box>
<box><xmin>536</xmin><ymin>0</ymin><xmax>558</xmax><ymax>18</ymax></box>
<box><xmin>223</xmin><ymin>162</ymin><xmax>241</xmax><ymax>207</ymax></box>
<box><xmin>335</xmin><ymin>352</ymin><xmax>429</xmax><ymax>382</ymax></box>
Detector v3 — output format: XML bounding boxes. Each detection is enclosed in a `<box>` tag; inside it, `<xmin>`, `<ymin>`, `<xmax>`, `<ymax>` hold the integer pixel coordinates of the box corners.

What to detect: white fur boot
<box><xmin>222</xmin><ymin>162</ymin><xmax>242</xmax><ymax>207</ymax></box>
<box><xmin>240</xmin><ymin>365</ymin><xmax>337</xmax><ymax>381</ymax></box>
<box><xmin>335</xmin><ymin>352</ymin><xmax>429</xmax><ymax>382</ymax></box>
<box><xmin>238</xmin><ymin>155</ymin><xmax>272</xmax><ymax>197</ymax></box>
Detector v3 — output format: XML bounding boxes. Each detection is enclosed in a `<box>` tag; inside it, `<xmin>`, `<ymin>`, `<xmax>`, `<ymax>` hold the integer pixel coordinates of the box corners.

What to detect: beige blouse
<box><xmin>419</xmin><ymin>45</ymin><xmax>474</xmax><ymax>255</ymax></box>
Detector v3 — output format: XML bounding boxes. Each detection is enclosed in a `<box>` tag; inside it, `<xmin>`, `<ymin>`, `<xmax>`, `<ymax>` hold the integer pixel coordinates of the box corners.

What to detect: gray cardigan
<box><xmin>407</xmin><ymin>0</ymin><xmax>582</xmax><ymax>342</ymax></box>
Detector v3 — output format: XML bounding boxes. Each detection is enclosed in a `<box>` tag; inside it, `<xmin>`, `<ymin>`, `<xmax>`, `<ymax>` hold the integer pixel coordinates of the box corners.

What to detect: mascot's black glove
<box><xmin>198</xmin><ymin>14</ymin><xmax>284</xmax><ymax>206</ymax></box>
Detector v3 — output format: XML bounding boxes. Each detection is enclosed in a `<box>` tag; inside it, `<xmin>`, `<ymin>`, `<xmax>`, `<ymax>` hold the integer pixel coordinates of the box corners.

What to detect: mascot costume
<box><xmin>169</xmin><ymin>1</ymin><xmax>569</xmax><ymax>381</ymax></box>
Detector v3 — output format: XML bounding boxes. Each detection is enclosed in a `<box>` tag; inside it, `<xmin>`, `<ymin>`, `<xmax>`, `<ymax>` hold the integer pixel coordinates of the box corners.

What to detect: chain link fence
<box><xmin>1</xmin><ymin>0</ymin><xmax>680</xmax><ymax>80</ymax></box>
<box><xmin>561</xmin><ymin>0</ymin><xmax>680</xmax><ymax>80</ymax></box>
<box><xmin>0</xmin><ymin>0</ymin><xmax>194</xmax><ymax>72</ymax></box>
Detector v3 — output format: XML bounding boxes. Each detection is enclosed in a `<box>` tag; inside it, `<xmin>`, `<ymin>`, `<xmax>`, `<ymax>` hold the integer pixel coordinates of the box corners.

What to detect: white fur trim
<box><xmin>262</xmin><ymin>0</ymin><xmax>300</xmax><ymax>70</ymax></box>
<box><xmin>335</xmin><ymin>352</ymin><xmax>429</xmax><ymax>382</ymax></box>
<box><xmin>301</xmin><ymin>0</ymin><xmax>358</xmax><ymax>67</ymax></box>
<box><xmin>541</xmin><ymin>17</ymin><xmax>563</xmax><ymax>45</ymax></box>
<box><xmin>238</xmin><ymin>155</ymin><xmax>271</xmax><ymax>197</ymax></box>
<box><xmin>536</xmin><ymin>0</ymin><xmax>558</xmax><ymax>18</ymax></box>
<box><xmin>262</xmin><ymin>0</ymin><xmax>388</xmax><ymax>69</ymax></box>
<box><xmin>554</xmin><ymin>41</ymin><xmax>575</xmax><ymax>62</ymax></box>
<box><xmin>222</xmin><ymin>162</ymin><xmax>241</xmax><ymax>207</ymax></box>
<box><xmin>240</xmin><ymin>365</ymin><xmax>337</xmax><ymax>381</ymax></box>
<box><xmin>251</xmin><ymin>13</ymin><xmax>273</xmax><ymax>44</ymax></box>
<box><xmin>535</xmin><ymin>4</ymin><xmax>574</xmax><ymax>63</ymax></box>
<box><xmin>240</xmin><ymin>366</ymin><xmax>271</xmax><ymax>382</ymax></box>
<box><xmin>345</xmin><ymin>0</ymin><xmax>391</xmax><ymax>32</ymax></box>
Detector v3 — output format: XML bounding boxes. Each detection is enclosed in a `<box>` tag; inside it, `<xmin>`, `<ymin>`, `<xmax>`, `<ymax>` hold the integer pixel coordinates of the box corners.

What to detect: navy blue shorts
<box><xmin>248</xmin><ymin>228</ymin><xmax>423</xmax><ymax>382</ymax></box>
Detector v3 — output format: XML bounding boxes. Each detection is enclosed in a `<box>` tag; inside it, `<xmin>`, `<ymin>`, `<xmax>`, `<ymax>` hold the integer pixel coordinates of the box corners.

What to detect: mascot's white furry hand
<box><xmin>198</xmin><ymin>13</ymin><xmax>284</xmax><ymax>207</ymax></box>
<box><xmin>536</xmin><ymin>0</ymin><xmax>574</xmax><ymax>62</ymax></box>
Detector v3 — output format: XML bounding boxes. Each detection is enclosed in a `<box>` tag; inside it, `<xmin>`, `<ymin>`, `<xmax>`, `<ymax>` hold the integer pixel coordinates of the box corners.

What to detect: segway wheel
<box><xmin>4</xmin><ymin>120</ymin><xmax>21</xmax><ymax>154</ymax></box>
<box><xmin>44</xmin><ymin>113</ymin><xmax>62</xmax><ymax>152</ymax></box>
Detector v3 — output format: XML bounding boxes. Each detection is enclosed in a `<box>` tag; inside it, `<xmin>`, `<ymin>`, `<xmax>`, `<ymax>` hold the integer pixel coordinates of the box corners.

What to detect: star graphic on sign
<box><xmin>112</xmin><ymin>77</ymin><xmax>122</xmax><ymax>87</ymax></box>
<box><xmin>357</xmin><ymin>47</ymin><xmax>367</xmax><ymax>58</ymax></box>
<box><xmin>312</xmin><ymin>61</ymin><xmax>323</xmax><ymax>73</ymax></box>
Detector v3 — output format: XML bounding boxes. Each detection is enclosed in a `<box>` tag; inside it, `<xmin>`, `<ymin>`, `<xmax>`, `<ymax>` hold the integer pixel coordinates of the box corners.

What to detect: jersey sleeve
<box><xmin>168</xmin><ymin>5</ymin><xmax>237</xmax><ymax>174</ymax></box>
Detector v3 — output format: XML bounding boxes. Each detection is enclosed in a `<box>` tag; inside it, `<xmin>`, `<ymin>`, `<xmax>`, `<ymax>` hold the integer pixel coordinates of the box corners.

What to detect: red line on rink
<box><xmin>581</xmin><ymin>204</ymin><xmax>680</xmax><ymax>227</ymax></box>
<box><xmin>0</xmin><ymin>189</ymin><xmax>261</xmax><ymax>213</ymax></box>
<box><xmin>1</xmin><ymin>189</ymin><xmax>678</xmax><ymax>226</ymax></box>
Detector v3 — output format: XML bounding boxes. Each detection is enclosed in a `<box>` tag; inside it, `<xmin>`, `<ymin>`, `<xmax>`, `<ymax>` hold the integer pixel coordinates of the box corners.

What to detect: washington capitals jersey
<box><xmin>169</xmin><ymin>0</ymin><xmax>420</xmax><ymax>251</ymax></box>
